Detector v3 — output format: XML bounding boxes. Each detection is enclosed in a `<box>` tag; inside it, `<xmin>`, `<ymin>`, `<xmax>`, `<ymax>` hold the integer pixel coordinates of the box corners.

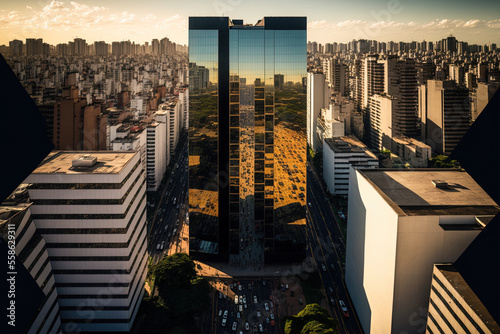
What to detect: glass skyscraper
<box><xmin>189</xmin><ymin>17</ymin><xmax>307</xmax><ymax>264</ymax></box>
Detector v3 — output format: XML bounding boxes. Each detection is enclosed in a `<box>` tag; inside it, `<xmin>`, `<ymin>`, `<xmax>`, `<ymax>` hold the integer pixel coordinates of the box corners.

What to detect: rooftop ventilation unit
<box><xmin>72</xmin><ymin>155</ymin><xmax>97</xmax><ymax>167</ymax></box>
<box><xmin>431</xmin><ymin>179</ymin><xmax>449</xmax><ymax>189</ymax></box>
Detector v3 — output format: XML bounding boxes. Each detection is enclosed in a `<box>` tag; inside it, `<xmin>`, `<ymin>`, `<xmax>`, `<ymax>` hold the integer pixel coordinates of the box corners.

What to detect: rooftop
<box><xmin>436</xmin><ymin>264</ymin><xmax>500</xmax><ymax>332</ymax></box>
<box><xmin>31</xmin><ymin>151</ymin><xmax>136</xmax><ymax>175</ymax></box>
<box><xmin>392</xmin><ymin>136</ymin><xmax>431</xmax><ymax>149</ymax></box>
<box><xmin>325</xmin><ymin>136</ymin><xmax>378</xmax><ymax>159</ymax></box>
<box><xmin>359</xmin><ymin>169</ymin><xmax>499</xmax><ymax>216</ymax></box>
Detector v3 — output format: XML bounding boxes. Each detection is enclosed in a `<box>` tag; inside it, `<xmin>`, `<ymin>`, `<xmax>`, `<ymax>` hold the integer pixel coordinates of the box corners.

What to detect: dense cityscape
<box><xmin>0</xmin><ymin>8</ymin><xmax>499</xmax><ymax>334</ymax></box>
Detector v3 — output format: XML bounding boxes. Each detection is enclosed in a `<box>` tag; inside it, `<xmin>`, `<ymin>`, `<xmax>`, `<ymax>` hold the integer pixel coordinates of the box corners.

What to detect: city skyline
<box><xmin>1</xmin><ymin>0</ymin><xmax>500</xmax><ymax>46</ymax></box>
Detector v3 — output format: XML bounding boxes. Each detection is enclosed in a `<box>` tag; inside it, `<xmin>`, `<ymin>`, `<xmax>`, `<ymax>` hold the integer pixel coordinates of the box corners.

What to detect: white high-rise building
<box><xmin>145</xmin><ymin>111</ymin><xmax>168</xmax><ymax>191</ymax></box>
<box><xmin>24</xmin><ymin>151</ymin><xmax>148</xmax><ymax>333</ymax></box>
<box><xmin>368</xmin><ymin>94</ymin><xmax>397</xmax><ymax>150</ymax></box>
<box><xmin>322</xmin><ymin>137</ymin><xmax>378</xmax><ymax>195</ymax></box>
<box><xmin>179</xmin><ymin>87</ymin><xmax>189</xmax><ymax>130</ymax></box>
<box><xmin>1</xmin><ymin>186</ymin><xmax>62</xmax><ymax>334</ymax></box>
<box><xmin>346</xmin><ymin>169</ymin><xmax>499</xmax><ymax>334</ymax></box>
<box><xmin>307</xmin><ymin>72</ymin><xmax>330</xmax><ymax>151</ymax></box>
<box><xmin>159</xmin><ymin>101</ymin><xmax>181</xmax><ymax>165</ymax></box>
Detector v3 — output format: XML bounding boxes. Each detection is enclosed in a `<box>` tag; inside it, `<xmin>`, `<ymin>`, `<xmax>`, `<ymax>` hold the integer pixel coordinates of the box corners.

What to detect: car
<box><xmin>160</xmin><ymin>241</ymin><xmax>165</xmax><ymax>250</ymax></box>
<box><xmin>230</xmin><ymin>283</ymin><xmax>234</xmax><ymax>289</ymax></box>
<box><xmin>258</xmin><ymin>324</ymin><xmax>264</xmax><ymax>332</ymax></box>
<box><xmin>238</xmin><ymin>284</ymin><xmax>242</xmax><ymax>291</ymax></box>
<box><xmin>223</xmin><ymin>310</ymin><xmax>228</xmax><ymax>319</ymax></box>
<box><xmin>299</xmin><ymin>298</ymin><xmax>303</xmax><ymax>305</ymax></box>
<box><xmin>237</xmin><ymin>312</ymin><xmax>241</xmax><ymax>319</ymax></box>
<box><xmin>321</xmin><ymin>264</ymin><xmax>327</xmax><ymax>272</ymax></box>
<box><xmin>330</xmin><ymin>297</ymin><xmax>335</xmax><ymax>304</ymax></box>
<box><xmin>222</xmin><ymin>318</ymin><xmax>227</xmax><ymax>326</ymax></box>
<box><xmin>253</xmin><ymin>296</ymin><xmax>258</xmax><ymax>303</ymax></box>
<box><xmin>330</xmin><ymin>263</ymin><xmax>336</xmax><ymax>272</ymax></box>
<box><xmin>245</xmin><ymin>323</ymin><xmax>250</xmax><ymax>330</ymax></box>
<box><xmin>244</xmin><ymin>303</ymin><xmax>248</xmax><ymax>309</ymax></box>
<box><xmin>270</xmin><ymin>313</ymin><xmax>274</xmax><ymax>320</ymax></box>
<box><xmin>239</xmin><ymin>304</ymin><xmax>243</xmax><ymax>312</ymax></box>
<box><xmin>218</xmin><ymin>310</ymin><xmax>222</xmax><ymax>316</ymax></box>
<box><xmin>265</xmin><ymin>317</ymin><xmax>270</xmax><ymax>324</ymax></box>
<box><xmin>264</xmin><ymin>302</ymin><xmax>269</xmax><ymax>311</ymax></box>
<box><xmin>262</xmin><ymin>281</ymin><xmax>266</xmax><ymax>286</ymax></box>
<box><xmin>339</xmin><ymin>300</ymin><xmax>349</xmax><ymax>317</ymax></box>
<box><xmin>156</xmin><ymin>243</ymin><xmax>160</xmax><ymax>250</ymax></box>
<box><xmin>308</xmin><ymin>202</ymin><xmax>312</xmax><ymax>206</ymax></box>
<box><xmin>242</xmin><ymin>295</ymin><xmax>247</xmax><ymax>304</ymax></box>
<box><xmin>232</xmin><ymin>322</ymin><xmax>237</xmax><ymax>331</ymax></box>
<box><xmin>235</xmin><ymin>295</ymin><xmax>239</xmax><ymax>304</ymax></box>
<box><xmin>270</xmin><ymin>301</ymin><xmax>273</xmax><ymax>308</ymax></box>
<box><xmin>219</xmin><ymin>292</ymin><xmax>223</xmax><ymax>299</ymax></box>
<box><xmin>256</xmin><ymin>310</ymin><xmax>261</xmax><ymax>318</ymax></box>
<box><xmin>270</xmin><ymin>320</ymin><xmax>275</xmax><ymax>327</ymax></box>
<box><xmin>328</xmin><ymin>287</ymin><xmax>334</xmax><ymax>294</ymax></box>
<box><xmin>240</xmin><ymin>295</ymin><xmax>244</xmax><ymax>304</ymax></box>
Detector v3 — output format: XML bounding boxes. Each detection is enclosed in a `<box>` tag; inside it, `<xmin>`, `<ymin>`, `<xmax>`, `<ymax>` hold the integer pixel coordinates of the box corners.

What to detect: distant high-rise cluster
<box><xmin>4</xmin><ymin>37</ymin><xmax>188</xmax><ymax>57</ymax></box>
<box><xmin>307</xmin><ymin>35</ymin><xmax>500</xmax><ymax>166</ymax></box>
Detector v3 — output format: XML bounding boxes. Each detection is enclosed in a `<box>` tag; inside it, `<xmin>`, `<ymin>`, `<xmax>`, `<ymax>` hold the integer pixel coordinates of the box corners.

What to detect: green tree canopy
<box><xmin>154</xmin><ymin>252</ymin><xmax>196</xmax><ymax>294</ymax></box>
<box><xmin>285</xmin><ymin>303</ymin><xmax>338</xmax><ymax>334</ymax></box>
<box><xmin>429</xmin><ymin>155</ymin><xmax>460</xmax><ymax>168</ymax></box>
<box><xmin>152</xmin><ymin>253</ymin><xmax>210</xmax><ymax>322</ymax></box>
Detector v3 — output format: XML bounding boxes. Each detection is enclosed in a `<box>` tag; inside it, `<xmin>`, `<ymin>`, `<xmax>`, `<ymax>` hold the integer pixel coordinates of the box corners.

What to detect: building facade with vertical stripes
<box><xmin>24</xmin><ymin>151</ymin><xmax>147</xmax><ymax>333</ymax></box>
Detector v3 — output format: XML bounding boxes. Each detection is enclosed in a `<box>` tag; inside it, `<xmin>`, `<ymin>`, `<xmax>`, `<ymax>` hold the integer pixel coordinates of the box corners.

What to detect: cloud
<box><xmin>307</xmin><ymin>18</ymin><xmax>500</xmax><ymax>43</ymax></box>
<box><xmin>0</xmin><ymin>0</ymin><xmax>186</xmax><ymax>43</ymax></box>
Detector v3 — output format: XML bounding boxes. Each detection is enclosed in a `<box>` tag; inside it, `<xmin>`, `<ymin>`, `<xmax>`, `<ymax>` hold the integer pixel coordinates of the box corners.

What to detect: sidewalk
<box><xmin>195</xmin><ymin>261</ymin><xmax>310</xmax><ymax>279</ymax></box>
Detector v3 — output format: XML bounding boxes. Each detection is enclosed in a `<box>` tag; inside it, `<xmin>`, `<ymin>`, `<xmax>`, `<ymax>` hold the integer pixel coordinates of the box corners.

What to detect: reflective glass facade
<box><xmin>189</xmin><ymin>17</ymin><xmax>307</xmax><ymax>263</ymax></box>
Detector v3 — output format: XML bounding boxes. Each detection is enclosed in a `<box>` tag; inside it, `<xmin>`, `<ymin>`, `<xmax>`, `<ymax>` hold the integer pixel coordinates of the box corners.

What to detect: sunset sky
<box><xmin>1</xmin><ymin>0</ymin><xmax>499</xmax><ymax>45</ymax></box>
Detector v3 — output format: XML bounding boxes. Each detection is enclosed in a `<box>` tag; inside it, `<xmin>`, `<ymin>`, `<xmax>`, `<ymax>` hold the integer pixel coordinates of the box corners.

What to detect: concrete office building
<box><xmin>24</xmin><ymin>151</ymin><xmax>148</xmax><ymax>332</ymax></box>
<box><xmin>323</xmin><ymin>58</ymin><xmax>348</xmax><ymax>96</ymax></box>
<box><xmin>391</xmin><ymin>137</ymin><xmax>432</xmax><ymax>167</ymax></box>
<box><xmin>384</xmin><ymin>57</ymin><xmax>418</xmax><ymax>138</ymax></box>
<box><xmin>189</xmin><ymin>17</ymin><xmax>307</xmax><ymax>263</ymax></box>
<box><xmin>159</xmin><ymin>101</ymin><xmax>181</xmax><ymax>166</ymax></box>
<box><xmin>368</xmin><ymin>94</ymin><xmax>397</xmax><ymax>150</ymax></box>
<box><xmin>422</xmin><ymin>80</ymin><xmax>470</xmax><ymax>155</ymax></box>
<box><xmin>362</xmin><ymin>55</ymin><xmax>385</xmax><ymax>109</ymax></box>
<box><xmin>346</xmin><ymin>169</ymin><xmax>499</xmax><ymax>334</ymax></box>
<box><xmin>0</xmin><ymin>186</ymin><xmax>62</xmax><ymax>334</ymax></box>
<box><xmin>308</xmin><ymin>72</ymin><xmax>331</xmax><ymax>150</ymax></box>
<box><xmin>323</xmin><ymin>137</ymin><xmax>378</xmax><ymax>195</ymax></box>
<box><xmin>473</xmin><ymin>82</ymin><xmax>500</xmax><ymax>121</ymax></box>
<box><xmin>146</xmin><ymin>119</ymin><xmax>167</xmax><ymax>191</ymax></box>
<box><xmin>179</xmin><ymin>87</ymin><xmax>189</xmax><ymax>130</ymax></box>
<box><xmin>426</xmin><ymin>263</ymin><xmax>500</xmax><ymax>334</ymax></box>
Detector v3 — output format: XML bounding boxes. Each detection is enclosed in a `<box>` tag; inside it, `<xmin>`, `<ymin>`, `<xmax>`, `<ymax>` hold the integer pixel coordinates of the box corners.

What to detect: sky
<box><xmin>1</xmin><ymin>0</ymin><xmax>499</xmax><ymax>46</ymax></box>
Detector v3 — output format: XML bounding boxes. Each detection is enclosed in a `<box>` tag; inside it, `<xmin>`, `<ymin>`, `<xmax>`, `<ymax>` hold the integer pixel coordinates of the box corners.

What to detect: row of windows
<box><xmin>32</xmin><ymin>170</ymin><xmax>145</xmax><ymax>206</ymax></box>
<box><xmin>30</xmin><ymin>284</ymin><xmax>58</xmax><ymax>334</ymax></box>
<box><xmin>432</xmin><ymin>274</ymin><xmax>484</xmax><ymax>333</ymax></box>
<box><xmin>18</xmin><ymin>233</ymin><xmax>43</xmax><ymax>263</ymax></box>
<box><xmin>50</xmin><ymin>224</ymin><xmax>146</xmax><ymax>262</ymax></box>
<box><xmin>427</xmin><ymin>311</ymin><xmax>444</xmax><ymax>334</ymax></box>
<box><xmin>28</xmin><ymin>159</ymin><xmax>141</xmax><ymax>190</ymax></box>
<box><xmin>45</xmin><ymin>205</ymin><xmax>146</xmax><ymax>249</ymax></box>
<box><xmin>33</xmin><ymin>187</ymin><xmax>146</xmax><ymax>221</ymax></box>
<box><xmin>429</xmin><ymin>298</ymin><xmax>458</xmax><ymax>334</ymax></box>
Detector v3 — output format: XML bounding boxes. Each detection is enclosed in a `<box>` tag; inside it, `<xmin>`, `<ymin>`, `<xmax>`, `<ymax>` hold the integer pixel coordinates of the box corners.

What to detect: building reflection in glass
<box><xmin>189</xmin><ymin>17</ymin><xmax>306</xmax><ymax>263</ymax></box>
